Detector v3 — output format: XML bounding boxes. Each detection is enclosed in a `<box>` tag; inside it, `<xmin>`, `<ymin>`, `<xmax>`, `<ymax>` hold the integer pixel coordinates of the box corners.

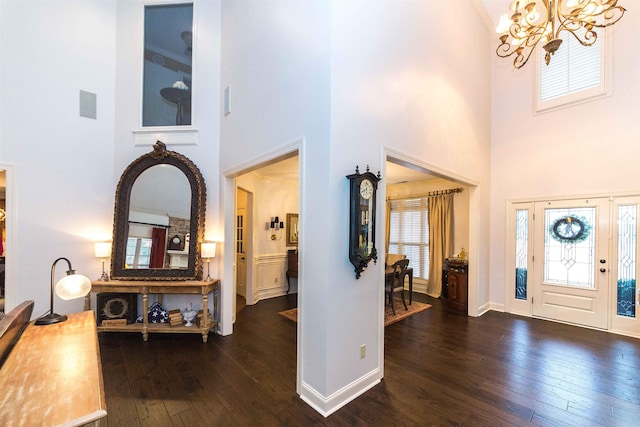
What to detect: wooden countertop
<box><xmin>0</xmin><ymin>310</ymin><xmax>107</xmax><ymax>427</ymax></box>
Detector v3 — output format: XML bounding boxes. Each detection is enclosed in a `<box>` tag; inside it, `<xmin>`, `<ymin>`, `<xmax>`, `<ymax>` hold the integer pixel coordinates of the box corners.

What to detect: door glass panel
<box><xmin>544</xmin><ymin>207</ymin><xmax>596</xmax><ymax>288</ymax></box>
<box><xmin>236</xmin><ymin>214</ymin><xmax>244</xmax><ymax>255</ymax></box>
<box><xmin>617</xmin><ymin>205</ymin><xmax>637</xmax><ymax>318</ymax></box>
<box><xmin>515</xmin><ymin>209</ymin><xmax>528</xmax><ymax>300</ymax></box>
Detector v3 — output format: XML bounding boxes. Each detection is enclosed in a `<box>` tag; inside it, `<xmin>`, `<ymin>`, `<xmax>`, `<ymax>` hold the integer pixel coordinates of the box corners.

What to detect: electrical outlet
<box><xmin>360</xmin><ymin>344</ymin><xmax>366</xmax><ymax>359</ymax></box>
<box><xmin>274</xmin><ymin>277</ymin><xmax>278</xmax><ymax>283</ymax></box>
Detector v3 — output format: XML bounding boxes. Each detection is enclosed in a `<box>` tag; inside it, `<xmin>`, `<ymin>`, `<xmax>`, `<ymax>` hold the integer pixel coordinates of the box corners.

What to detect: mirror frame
<box><xmin>111</xmin><ymin>141</ymin><xmax>206</xmax><ymax>281</ymax></box>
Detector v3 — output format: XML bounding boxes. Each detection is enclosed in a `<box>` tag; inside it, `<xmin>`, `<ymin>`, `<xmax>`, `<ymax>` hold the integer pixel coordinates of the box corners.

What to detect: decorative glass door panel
<box><xmin>611</xmin><ymin>197</ymin><xmax>640</xmax><ymax>334</ymax></box>
<box><xmin>543</xmin><ymin>207</ymin><xmax>595</xmax><ymax>288</ymax></box>
<box><xmin>533</xmin><ymin>199</ymin><xmax>609</xmax><ymax>329</ymax></box>
<box><xmin>617</xmin><ymin>205</ymin><xmax>636</xmax><ymax>317</ymax></box>
<box><xmin>515</xmin><ymin>209</ymin><xmax>529</xmax><ymax>300</ymax></box>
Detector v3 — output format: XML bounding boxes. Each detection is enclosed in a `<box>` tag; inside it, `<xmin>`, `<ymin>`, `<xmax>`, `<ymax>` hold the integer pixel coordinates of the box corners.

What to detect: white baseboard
<box><xmin>254</xmin><ymin>286</ymin><xmax>287</xmax><ymax>302</ymax></box>
<box><xmin>300</xmin><ymin>368</ymin><xmax>381</xmax><ymax>417</ymax></box>
<box><xmin>487</xmin><ymin>302</ymin><xmax>505</xmax><ymax>313</ymax></box>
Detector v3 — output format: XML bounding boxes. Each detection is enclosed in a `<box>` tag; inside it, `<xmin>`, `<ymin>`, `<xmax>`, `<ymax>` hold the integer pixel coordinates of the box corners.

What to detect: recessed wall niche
<box><xmin>142</xmin><ymin>3</ymin><xmax>193</xmax><ymax>127</ymax></box>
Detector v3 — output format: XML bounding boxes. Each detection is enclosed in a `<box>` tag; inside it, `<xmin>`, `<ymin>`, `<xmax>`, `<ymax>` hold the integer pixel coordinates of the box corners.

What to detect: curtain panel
<box><xmin>427</xmin><ymin>193</ymin><xmax>453</xmax><ymax>297</ymax></box>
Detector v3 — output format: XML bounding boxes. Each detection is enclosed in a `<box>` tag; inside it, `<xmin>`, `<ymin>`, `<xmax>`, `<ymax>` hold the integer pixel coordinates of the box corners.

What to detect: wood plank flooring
<box><xmin>98</xmin><ymin>293</ymin><xmax>640</xmax><ymax>426</ymax></box>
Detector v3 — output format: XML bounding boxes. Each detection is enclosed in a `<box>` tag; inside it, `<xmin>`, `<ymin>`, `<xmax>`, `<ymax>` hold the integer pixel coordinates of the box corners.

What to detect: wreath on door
<box><xmin>549</xmin><ymin>215</ymin><xmax>591</xmax><ymax>244</ymax></box>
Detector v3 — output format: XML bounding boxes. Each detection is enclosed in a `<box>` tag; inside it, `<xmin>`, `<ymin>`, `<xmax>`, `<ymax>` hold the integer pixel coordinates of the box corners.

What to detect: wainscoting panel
<box><xmin>254</xmin><ymin>254</ymin><xmax>287</xmax><ymax>302</ymax></box>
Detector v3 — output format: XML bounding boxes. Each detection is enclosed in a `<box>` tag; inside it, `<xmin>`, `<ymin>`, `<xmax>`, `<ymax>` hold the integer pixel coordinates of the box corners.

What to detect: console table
<box><xmin>0</xmin><ymin>311</ymin><xmax>107</xmax><ymax>426</ymax></box>
<box><xmin>86</xmin><ymin>279</ymin><xmax>219</xmax><ymax>342</ymax></box>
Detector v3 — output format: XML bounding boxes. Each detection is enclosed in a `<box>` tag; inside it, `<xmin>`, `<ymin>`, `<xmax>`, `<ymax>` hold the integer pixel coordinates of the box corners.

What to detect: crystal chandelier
<box><xmin>496</xmin><ymin>0</ymin><xmax>626</xmax><ymax>69</ymax></box>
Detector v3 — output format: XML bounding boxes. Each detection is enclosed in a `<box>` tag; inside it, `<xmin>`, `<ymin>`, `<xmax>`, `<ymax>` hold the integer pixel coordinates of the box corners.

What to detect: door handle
<box><xmin>600</xmin><ymin>268</ymin><xmax>606</xmax><ymax>273</ymax></box>
<box><xmin>600</xmin><ymin>259</ymin><xmax>606</xmax><ymax>264</ymax></box>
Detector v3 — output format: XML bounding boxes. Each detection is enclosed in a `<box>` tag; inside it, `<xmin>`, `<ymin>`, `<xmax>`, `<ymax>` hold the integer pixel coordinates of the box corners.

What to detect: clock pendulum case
<box><xmin>346</xmin><ymin>165</ymin><xmax>381</xmax><ymax>278</ymax></box>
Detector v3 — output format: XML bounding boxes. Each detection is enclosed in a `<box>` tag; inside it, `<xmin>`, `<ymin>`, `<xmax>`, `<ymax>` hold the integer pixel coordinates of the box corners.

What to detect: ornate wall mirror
<box><xmin>111</xmin><ymin>141</ymin><xmax>206</xmax><ymax>280</ymax></box>
<box><xmin>142</xmin><ymin>3</ymin><xmax>193</xmax><ymax>127</ymax></box>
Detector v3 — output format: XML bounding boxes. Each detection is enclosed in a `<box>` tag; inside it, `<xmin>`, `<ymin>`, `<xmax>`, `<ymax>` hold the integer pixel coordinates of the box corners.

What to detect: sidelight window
<box><xmin>515</xmin><ymin>209</ymin><xmax>528</xmax><ymax>300</ymax></box>
<box><xmin>617</xmin><ymin>205</ymin><xmax>637</xmax><ymax>318</ymax></box>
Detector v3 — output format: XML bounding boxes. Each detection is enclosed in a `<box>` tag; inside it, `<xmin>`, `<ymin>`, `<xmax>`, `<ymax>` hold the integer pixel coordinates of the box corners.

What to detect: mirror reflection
<box><xmin>143</xmin><ymin>3</ymin><xmax>193</xmax><ymax>126</ymax></box>
<box><xmin>111</xmin><ymin>141</ymin><xmax>206</xmax><ymax>281</ymax></box>
<box><xmin>126</xmin><ymin>165</ymin><xmax>191</xmax><ymax>269</ymax></box>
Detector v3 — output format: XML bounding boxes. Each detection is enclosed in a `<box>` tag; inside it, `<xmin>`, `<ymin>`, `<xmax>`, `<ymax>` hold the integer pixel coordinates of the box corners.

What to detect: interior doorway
<box><xmin>384</xmin><ymin>158</ymin><xmax>472</xmax><ymax>299</ymax></box>
<box><xmin>229</xmin><ymin>152</ymin><xmax>299</xmax><ymax>315</ymax></box>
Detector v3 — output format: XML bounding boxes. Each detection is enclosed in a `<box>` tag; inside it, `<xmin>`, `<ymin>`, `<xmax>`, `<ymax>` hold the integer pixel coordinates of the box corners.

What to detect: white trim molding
<box><xmin>300</xmin><ymin>368</ymin><xmax>381</xmax><ymax>417</ymax></box>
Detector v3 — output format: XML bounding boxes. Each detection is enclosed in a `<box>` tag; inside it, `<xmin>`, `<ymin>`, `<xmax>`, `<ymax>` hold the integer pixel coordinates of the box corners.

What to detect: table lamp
<box><xmin>94</xmin><ymin>241</ymin><xmax>111</xmax><ymax>281</ymax></box>
<box><xmin>35</xmin><ymin>257</ymin><xmax>92</xmax><ymax>325</ymax></box>
<box><xmin>201</xmin><ymin>241</ymin><xmax>216</xmax><ymax>281</ymax></box>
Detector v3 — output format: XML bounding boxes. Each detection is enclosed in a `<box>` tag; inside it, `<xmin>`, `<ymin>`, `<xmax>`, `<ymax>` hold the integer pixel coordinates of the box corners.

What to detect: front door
<box><xmin>532</xmin><ymin>198</ymin><xmax>610</xmax><ymax>329</ymax></box>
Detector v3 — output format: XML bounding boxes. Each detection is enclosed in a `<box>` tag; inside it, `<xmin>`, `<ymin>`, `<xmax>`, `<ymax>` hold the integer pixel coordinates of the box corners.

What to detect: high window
<box><xmin>536</xmin><ymin>28</ymin><xmax>609</xmax><ymax>113</ymax></box>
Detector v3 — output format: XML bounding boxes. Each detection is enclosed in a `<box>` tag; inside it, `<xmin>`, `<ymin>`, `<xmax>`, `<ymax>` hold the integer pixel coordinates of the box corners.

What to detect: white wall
<box><xmin>489</xmin><ymin>11</ymin><xmax>640</xmax><ymax>308</ymax></box>
<box><xmin>219</xmin><ymin>0</ymin><xmax>333</xmax><ymax>405</ymax></box>
<box><xmin>220</xmin><ymin>0</ymin><xmax>491</xmax><ymax>414</ymax></box>
<box><xmin>324</xmin><ymin>0</ymin><xmax>491</xmax><ymax>410</ymax></box>
<box><xmin>0</xmin><ymin>0</ymin><xmax>117</xmax><ymax>315</ymax></box>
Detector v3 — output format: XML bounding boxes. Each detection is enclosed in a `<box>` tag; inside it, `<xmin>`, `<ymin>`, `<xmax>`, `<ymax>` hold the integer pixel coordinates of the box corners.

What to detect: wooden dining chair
<box><xmin>385</xmin><ymin>259</ymin><xmax>410</xmax><ymax>315</ymax></box>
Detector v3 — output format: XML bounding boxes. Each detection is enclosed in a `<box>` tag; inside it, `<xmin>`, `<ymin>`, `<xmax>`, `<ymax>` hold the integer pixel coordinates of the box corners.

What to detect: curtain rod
<box><xmin>387</xmin><ymin>187</ymin><xmax>463</xmax><ymax>201</ymax></box>
<box><xmin>128</xmin><ymin>221</ymin><xmax>169</xmax><ymax>228</ymax></box>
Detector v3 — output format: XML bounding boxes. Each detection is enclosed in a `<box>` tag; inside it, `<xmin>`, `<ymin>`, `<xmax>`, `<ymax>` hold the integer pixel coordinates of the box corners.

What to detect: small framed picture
<box><xmin>286</xmin><ymin>213</ymin><xmax>298</xmax><ymax>246</ymax></box>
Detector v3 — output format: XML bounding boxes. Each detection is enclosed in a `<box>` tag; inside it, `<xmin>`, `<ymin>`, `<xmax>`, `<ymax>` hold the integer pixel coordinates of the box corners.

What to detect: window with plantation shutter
<box><xmin>536</xmin><ymin>27</ymin><xmax>610</xmax><ymax>113</ymax></box>
<box><xmin>388</xmin><ymin>197</ymin><xmax>429</xmax><ymax>280</ymax></box>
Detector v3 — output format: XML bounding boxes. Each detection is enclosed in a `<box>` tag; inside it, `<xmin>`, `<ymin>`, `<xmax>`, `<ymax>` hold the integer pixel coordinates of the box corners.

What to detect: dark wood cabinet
<box><xmin>286</xmin><ymin>249</ymin><xmax>298</xmax><ymax>294</ymax></box>
<box><xmin>442</xmin><ymin>259</ymin><xmax>468</xmax><ymax>313</ymax></box>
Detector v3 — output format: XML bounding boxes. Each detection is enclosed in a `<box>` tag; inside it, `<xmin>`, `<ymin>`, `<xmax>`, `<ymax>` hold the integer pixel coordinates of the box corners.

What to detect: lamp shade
<box><xmin>94</xmin><ymin>242</ymin><xmax>112</xmax><ymax>258</ymax></box>
<box><xmin>201</xmin><ymin>241</ymin><xmax>216</xmax><ymax>259</ymax></box>
<box><xmin>55</xmin><ymin>272</ymin><xmax>92</xmax><ymax>300</ymax></box>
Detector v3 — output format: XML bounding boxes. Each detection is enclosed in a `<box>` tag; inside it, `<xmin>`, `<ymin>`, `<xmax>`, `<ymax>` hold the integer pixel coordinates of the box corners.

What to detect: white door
<box><xmin>533</xmin><ymin>198</ymin><xmax>610</xmax><ymax>329</ymax></box>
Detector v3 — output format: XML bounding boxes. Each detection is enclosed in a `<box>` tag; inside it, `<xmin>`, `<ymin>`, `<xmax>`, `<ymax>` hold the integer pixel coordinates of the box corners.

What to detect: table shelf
<box><xmin>87</xmin><ymin>279</ymin><xmax>220</xmax><ymax>342</ymax></box>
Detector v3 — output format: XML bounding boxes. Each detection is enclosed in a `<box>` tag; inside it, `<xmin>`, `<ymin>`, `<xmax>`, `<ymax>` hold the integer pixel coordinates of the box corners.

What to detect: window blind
<box><xmin>389</xmin><ymin>197</ymin><xmax>429</xmax><ymax>280</ymax></box>
<box><xmin>540</xmin><ymin>28</ymin><xmax>602</xmax><ymax>102</ymax></box>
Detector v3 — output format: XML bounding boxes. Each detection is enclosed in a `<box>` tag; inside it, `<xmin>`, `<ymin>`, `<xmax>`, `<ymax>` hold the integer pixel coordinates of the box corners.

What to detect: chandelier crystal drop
<box><xmin>496</xmin><ymin>0</ymin><xmax>626</xmax><ymax>69</ymax></box>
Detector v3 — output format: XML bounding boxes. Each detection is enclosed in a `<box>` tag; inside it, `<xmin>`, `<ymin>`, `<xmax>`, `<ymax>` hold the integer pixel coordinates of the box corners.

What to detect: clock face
<box><xmin>172</xmin><ymin>236</ymin><xmax>181</xmax><ymax>244</ymax></box>
<box><xmin>360</xmin><ymin>179</ymin><xmax>374</xmax><ymax>200</ymax></box>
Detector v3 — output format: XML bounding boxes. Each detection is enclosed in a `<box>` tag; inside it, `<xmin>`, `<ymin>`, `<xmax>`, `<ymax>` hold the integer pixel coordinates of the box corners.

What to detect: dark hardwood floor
<box><xmin>99</xmin><ymin>293</ymin><xmax>640</xmax><ymax>426</ymax></box>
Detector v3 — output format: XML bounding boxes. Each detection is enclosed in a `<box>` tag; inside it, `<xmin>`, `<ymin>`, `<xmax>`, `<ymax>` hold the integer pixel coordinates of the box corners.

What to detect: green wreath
<box><xmin>549</xmin><ymin>215</ymin><xmax>591</xmax><ymax>244</ymax></box>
